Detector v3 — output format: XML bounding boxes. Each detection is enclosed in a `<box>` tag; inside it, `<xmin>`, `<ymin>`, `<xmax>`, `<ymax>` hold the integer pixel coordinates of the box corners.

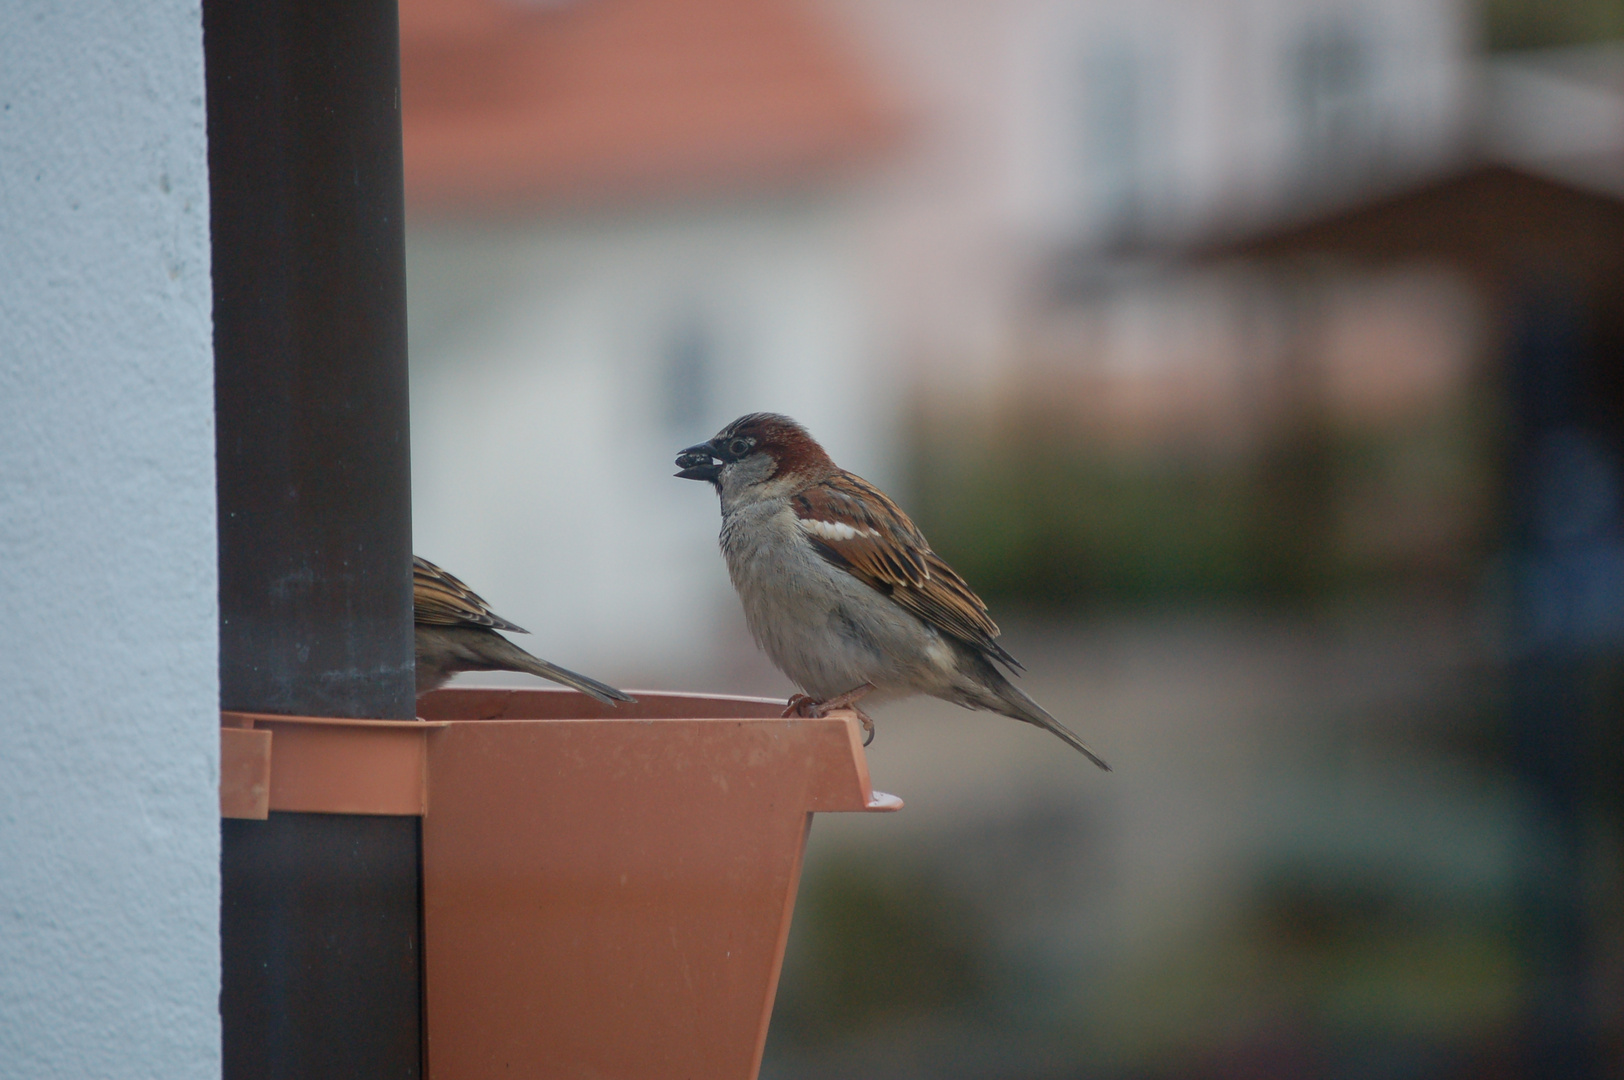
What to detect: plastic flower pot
<box><xmin>221</xmin><ymin>688</ymin><xmax>900</xmax><ymax>1079</ymax></box>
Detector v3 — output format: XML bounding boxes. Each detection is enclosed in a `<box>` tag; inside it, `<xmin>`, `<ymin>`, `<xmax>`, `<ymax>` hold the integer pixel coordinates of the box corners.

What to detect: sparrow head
<box><xmin>675</xmin><ymin>413</ymin><xmax>834</xmax><ymax>500</ymax></box>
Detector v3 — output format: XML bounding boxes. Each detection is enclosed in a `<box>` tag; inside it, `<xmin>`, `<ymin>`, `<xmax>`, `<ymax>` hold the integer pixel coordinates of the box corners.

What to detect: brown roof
<box><xmin>400</xmin><ymin>0</ymin><xmax>897</xmax><ymax>213</ymax></box>
<box><xmin>1197</xmin><ymin>164</ymin><xmax>1624</xmax><ymax>307</ymax></box>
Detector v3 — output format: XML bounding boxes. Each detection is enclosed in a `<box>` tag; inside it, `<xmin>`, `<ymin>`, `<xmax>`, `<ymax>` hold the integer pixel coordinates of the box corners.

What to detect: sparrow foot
<box><xmin>782</xmin><ymin>685</ymin><xmax>877</xmax><ymax>744</ymax></box>
<box><xmin>797</xmin><ymin>684</ymin><xmax>877</xmax><ymax>745</ymax></box>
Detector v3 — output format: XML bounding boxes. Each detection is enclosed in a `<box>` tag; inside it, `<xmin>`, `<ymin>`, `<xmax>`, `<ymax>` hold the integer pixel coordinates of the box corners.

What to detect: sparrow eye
<box><xmin>728</xmin><ymin>438</ymin><xmax>751</xmax><ymax>458</ymax></box>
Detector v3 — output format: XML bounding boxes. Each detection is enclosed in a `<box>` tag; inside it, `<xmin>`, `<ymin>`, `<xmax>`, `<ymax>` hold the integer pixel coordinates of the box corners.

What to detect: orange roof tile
<box><xmin>400</xmin><ymin>0</ymin><xmax>897</xmax><ymax>213</ymax></box>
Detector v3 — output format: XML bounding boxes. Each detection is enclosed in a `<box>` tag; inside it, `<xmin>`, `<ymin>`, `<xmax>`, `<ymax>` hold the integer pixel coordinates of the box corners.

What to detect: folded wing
<box><xmin>791</xmin><ymin>472</ymin><xmax>1023</xmax><ymax>672</ymax></box>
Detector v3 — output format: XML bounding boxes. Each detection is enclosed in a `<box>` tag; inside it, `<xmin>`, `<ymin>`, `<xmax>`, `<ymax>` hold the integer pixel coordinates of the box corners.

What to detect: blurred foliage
<box><xmin>768</xmin><ymin>813</ymin><xmax>1529</xmax><ymax>1079</ymax></box>
<box><xmin>1481</xmin><ymin>0</ymin><xmax>1624</xmax><ymax>51</ymax></box>
<box><xmin>768</xmin><ymin>852</ymin><xmax>991</xmax><ymax>1048</ymax></box>
<box><xmin>905</xmin><ymin>394</ymin><xmax>1497</xmax><ymax>611</ymax></box>
<box><xmin>1076</xmin><ymin>866</ymin><xmax>1523</xmax><ymax>1077</ymax></box>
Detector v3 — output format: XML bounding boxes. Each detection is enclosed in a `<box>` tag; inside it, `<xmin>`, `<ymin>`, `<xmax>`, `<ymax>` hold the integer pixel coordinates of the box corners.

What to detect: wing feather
<box><xmin>792</xmin><ymin>473</ymin><xmax>1022</xmax><ymax>671</ymax></box>
<box><xmin>412</xmin><ymin>555</ymin><xmax>529</xmax><ymax>634</ymax></box>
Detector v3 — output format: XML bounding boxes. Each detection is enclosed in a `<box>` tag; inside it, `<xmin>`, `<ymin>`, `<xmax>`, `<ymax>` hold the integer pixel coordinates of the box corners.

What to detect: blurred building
<box><xmin>1023</xmin><ymin>40</ymin><xmax>1624</xmax><ymax>449</ymax></box>
<box><xmin>402</xmin><ymin>0</ymin><xmax>1473</xmax><ymax>672</ymax></box>
<box><xmin>818</xmin><ymin>0</ymin><xmax>1470</xmax><ymax>388</ymax></box>
<box><xmin>966</xmin><ymin>44</ymin><xmax>1624</xmax><ymax>607</ymax></box>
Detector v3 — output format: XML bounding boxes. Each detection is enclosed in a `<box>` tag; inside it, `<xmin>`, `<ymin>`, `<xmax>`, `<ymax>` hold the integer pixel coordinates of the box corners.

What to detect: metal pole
<box><xmin>205</xmin><ymin>0</ymin><xmax>420</xmax><ymax>1074</ymax></box>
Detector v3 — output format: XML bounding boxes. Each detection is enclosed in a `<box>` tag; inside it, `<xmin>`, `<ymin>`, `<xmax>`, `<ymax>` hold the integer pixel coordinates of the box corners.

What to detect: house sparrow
<box><xmin>413</xmin><ymin>555</ymin><xmax>634</xmax><ymax>704</ymax></box>
<box><xmin>675</xmin><ymin>414</ymin><xmax>1109</xmax><ymax>770</ymax></box>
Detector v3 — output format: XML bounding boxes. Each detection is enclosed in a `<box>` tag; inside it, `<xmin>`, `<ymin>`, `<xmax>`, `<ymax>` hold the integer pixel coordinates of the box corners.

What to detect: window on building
<box><xmin>1289</xmin><ymin>25</ymin><xmax>1375</xmax><ymax>184</ymax></box>
<box><xmin>1086</xmin><ymin>39</ymin><xmax>1158</xmax><ymax>243</ymax></box>
<box><xmin>662</xmin><ymin>311</ymin><xmax>714</xmax><ymax>435</ymax></box>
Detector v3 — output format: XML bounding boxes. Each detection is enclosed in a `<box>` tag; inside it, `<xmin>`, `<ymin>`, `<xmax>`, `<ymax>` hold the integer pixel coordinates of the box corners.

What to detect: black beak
<box><xmin>674</xmin><ymin>442</ymin><xmax>722</xmax><ymax>483</ymax></box>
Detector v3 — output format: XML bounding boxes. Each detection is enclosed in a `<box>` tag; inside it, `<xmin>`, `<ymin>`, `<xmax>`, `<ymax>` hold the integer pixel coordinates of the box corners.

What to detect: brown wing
<box><xmin>412</xmin><ymin>555</ymin><xmax>528</xmax><ymax>634</ymax></box>
<box><xmin>791</xmin><ymin>473</ymin><xmax>1022</xmax><ymax>671</ymax></box>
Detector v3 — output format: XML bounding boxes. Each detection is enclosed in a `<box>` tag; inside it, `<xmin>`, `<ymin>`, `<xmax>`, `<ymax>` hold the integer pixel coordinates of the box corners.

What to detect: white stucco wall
<box><xmin>0</xmin><ymin>3</ymin><xmax>220</xmax><ymax>1078</ymax></box>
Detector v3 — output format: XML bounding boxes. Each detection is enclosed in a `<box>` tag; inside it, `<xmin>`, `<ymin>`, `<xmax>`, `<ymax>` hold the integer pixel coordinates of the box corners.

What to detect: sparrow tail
<box><xmin>447</xmin><ymin>629</ymin><xmax>636</xmax><ymax>705</ymax></box>
<box><xmin>982</xmin><ymin>671</ymin><xmax>1111</xmax><ymax>771</ymax></box>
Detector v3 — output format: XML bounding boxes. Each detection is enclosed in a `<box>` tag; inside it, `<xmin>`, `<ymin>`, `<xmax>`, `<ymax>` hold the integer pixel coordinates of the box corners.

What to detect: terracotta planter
<box><xmin>221</xmin><ymin>688</ymin><xmax>900</xmax><ymax>1079</ymax></box>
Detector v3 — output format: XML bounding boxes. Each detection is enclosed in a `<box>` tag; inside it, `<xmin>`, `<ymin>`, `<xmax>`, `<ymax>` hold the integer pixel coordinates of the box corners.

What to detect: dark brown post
<box><xmin>204</xmin><ymin>0</ymin><xmax>420</xmax><ymax>1075</ymax></box>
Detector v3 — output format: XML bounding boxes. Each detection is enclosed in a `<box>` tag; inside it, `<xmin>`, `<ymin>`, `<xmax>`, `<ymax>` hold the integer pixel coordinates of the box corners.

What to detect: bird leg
<box><xmin>796</xmin><ymin>683</ymin><xmax>878</xmax><ymax>746</ymax></box>
<box><xmin>813</xmin><ymin>683</ymin><xmax>875</xmax><ymax>712</ymax></box>
<box><xmin>783</xmin><ymin>685</ymin><xmax>877</xmax><ymax>744</ymax></box>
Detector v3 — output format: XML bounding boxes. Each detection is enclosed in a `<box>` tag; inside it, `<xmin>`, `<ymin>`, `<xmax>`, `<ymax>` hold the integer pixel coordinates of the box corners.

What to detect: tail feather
<box><xmin>422</xmin><ymin>626</ymin><xmax>636</xmax><ymax>705</ymax></box>
<box><xmin>500</xmin><ymin>642</ymin><xmax>638</xmax><ymax>706</ymax></box>
<box><xmin>978</xmin><ymin>668</ymin><xmax>1111</xmax><ymax>771</ymax></box>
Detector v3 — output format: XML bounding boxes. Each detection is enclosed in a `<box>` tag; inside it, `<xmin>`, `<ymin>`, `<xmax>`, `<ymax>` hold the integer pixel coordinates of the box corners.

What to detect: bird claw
<box><xmin>782</xmin><ymin>685</ymin><xmax>878</xmax><ymax>746</ymax></box>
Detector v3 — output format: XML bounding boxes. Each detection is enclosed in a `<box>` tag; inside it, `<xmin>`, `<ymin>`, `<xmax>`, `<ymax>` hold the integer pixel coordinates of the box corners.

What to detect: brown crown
<box><xmin>719</xmin><ymin>413</ymin><xmax>836</xmax><ymax>481</ymax></box>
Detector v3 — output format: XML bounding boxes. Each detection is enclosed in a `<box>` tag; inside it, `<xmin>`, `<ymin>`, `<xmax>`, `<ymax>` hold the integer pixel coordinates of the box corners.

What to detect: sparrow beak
<box><xmin>674</xmin><ymin>443</ymin><xmax>722</xmax><ymax>482</ymax></box>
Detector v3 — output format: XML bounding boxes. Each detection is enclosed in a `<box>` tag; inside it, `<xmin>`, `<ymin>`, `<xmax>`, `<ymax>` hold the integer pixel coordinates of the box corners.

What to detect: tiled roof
<box><xmin>400</xmin><ymin>0</ymin><xmax>896</xmax><ymax>212</ymax></box>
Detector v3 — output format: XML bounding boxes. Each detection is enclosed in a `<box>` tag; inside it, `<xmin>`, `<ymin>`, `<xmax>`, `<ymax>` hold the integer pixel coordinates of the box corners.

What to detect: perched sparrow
<box><xmin>675</xmin><ymin>414</ymin><xmax>1109</xmax><ymax>769</ymax></box>
<box><xmin>413</xmin><ymin>555</ymin><xmax>634</xmax><ymax>704</ymax></box>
